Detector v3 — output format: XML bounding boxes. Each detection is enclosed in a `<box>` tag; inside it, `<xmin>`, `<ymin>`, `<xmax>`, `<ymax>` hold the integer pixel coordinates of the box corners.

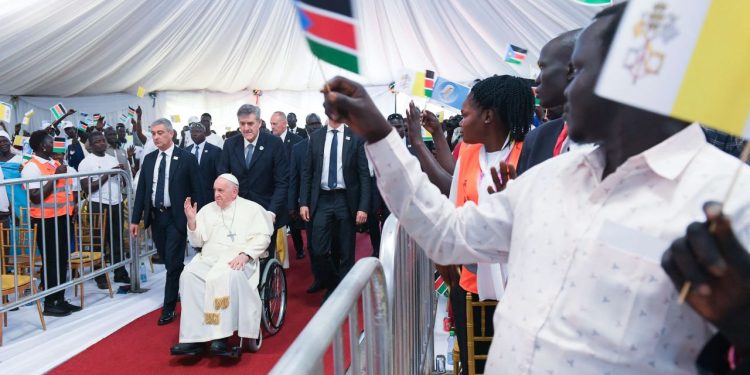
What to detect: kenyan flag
<box><xmin>296</xmin><ymin>0</ymin><xmax>359</xmax><ymax>74</ymax></box>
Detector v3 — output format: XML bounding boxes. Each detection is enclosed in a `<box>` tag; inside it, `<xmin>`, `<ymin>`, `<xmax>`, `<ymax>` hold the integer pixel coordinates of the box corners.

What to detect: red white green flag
<box><xmin>295</xmin><ymin>0</ymin><xmax>359</xmax><ymax>74</ymax></box>
<box><xmin>50</xmin><ymin>103</ymin><xmax>66</xmax><ymax>120</ymax></box>
<box><xmin>434</xmin><ymin>275</ymin><xmax>449</xmax><ymax>297</ymax></box>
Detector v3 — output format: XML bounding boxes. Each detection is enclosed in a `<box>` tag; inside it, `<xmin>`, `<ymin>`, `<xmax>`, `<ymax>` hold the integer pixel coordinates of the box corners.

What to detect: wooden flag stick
<box><xmin>316</xmin><ymin>59</ymin><xmax>331</xmax><ymax>93</ymax></box>
<box><xmin>678</xmin><ymin>140</ymin><xmax>750</xmax><ymax>304</ymax></box>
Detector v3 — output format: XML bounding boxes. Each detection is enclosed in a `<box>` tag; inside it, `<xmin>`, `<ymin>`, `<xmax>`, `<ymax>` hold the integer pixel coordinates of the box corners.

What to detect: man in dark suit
<box><xmin>218</xmin><ymin>104</ymin><xmax>289</xmax><ymax>238</ymax></box>
<box><xmin>129</xmin><ymin>118</ymin><xmax>204</xmax><ymax>326</ymax></box>
<box><xmin>186</xmin><ymin>122</ymin><xmax>221</xmax><ymax>202</ymax></box>
<box><xmin>516</xmin><ymin>29</ymin><xmax>580</xmax><ymax>175</ymax></box>
<box><xmin>270</xmin><ymin>111</ymin><xmax>303</xmax><ymax>158</ymax></box>
<box><xmin>300</xmin><ymin>119</ymin><xmax>370</xmax><ymax>300</ymax></box>
<box><xmin>288</xmin><ymin>112</ymin><xmax>308</xmax><ymax>139</ymax></box>
<box><xmin>288</xmin><ymin>114</ymin><xmax>323</xmax><ymax>263</ymax></box>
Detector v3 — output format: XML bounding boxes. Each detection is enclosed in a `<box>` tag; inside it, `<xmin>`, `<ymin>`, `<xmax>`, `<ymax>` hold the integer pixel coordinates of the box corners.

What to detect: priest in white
<box><xmin>171</xmin><ymin>173</ymin><xmax>274</xmax><ymax>356</ymax></box>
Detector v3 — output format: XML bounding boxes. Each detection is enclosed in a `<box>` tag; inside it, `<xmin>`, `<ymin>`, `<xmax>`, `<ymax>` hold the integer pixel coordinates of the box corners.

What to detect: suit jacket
<box><xmin>288</xmin><ymin>139</ymin><xmax>308</xmax><ymax>211</ymax></box>
<box><xmin>131</xmin><ymin>146</ymin><xmax>204</xmax><ymax>234</ymax></box>
<box><xmin>516</xmin><ymin>118</ymin><xmax>566</xmax><ymax>175</ymax></box>
<box><xmin>282</xmin><ymin>130</ymin><xmax>304</xmax><ymax>159</ymax></box>
<box><xmin>300</xmin><ymin>126</ymin><xmax>370</xmax><ymax>218</ymax></box>
<box><xmin>294</xmin><ymin>127</ymin><xmax>308</xmax><ymax>139</ymax></box>
<box><xmin>218</xmin><ymin>132</ymin><xmax>289</xmax><ymax>228</ymax></box>
<box><xmin>186</xmin><ymin>142</ymin><xmax>222</xmax><ymax>199</ymax></box>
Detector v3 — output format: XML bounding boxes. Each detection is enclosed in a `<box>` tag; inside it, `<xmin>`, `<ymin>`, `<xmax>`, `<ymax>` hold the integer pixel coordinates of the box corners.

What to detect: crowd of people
<box><xmin>1</xmin><ymin>1</ymin><xmax>748</xmax><ymax>372</ymax></box>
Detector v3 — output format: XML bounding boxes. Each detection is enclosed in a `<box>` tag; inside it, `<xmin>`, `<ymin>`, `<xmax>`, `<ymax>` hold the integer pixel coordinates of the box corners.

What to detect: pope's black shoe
<box><xmin>209</xmin><ymin>338</ymin><xmax>232</xmax><ymax>356</ymax></box>
<box><xmin>158</xmin><ymin>310</ymin><xmax>176</xmax><ymax>325</ymax></box>
<box><xmin>170</xmin><ymin>342</ymin><xmax>204</xmax><ymax>356</ymax></box>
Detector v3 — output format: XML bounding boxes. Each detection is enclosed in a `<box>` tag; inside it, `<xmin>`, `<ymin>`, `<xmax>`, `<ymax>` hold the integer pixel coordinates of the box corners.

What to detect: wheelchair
<box><xmin>232</xmin><ymin>251</ymin><xmax>287</xmax><ymax>356</ymax></box>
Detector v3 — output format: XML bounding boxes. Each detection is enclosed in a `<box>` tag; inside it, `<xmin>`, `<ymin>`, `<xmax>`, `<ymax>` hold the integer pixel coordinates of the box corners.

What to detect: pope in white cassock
<box><xmin>170</xmin><ymin>173</ymin><xmax>274</xmax><ymax>356</ymax></box>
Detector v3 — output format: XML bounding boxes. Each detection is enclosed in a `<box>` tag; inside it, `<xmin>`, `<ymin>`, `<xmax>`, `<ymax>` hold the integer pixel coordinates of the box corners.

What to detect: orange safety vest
<box><xmin>455</xmin><ymin>141</ymin><xmax>523</xmax><ymax>294</ymax></box>
<box><xmin>27</xmin><ymin>157</ymin><xmax>74</xmax><ymax>219</ymax></box>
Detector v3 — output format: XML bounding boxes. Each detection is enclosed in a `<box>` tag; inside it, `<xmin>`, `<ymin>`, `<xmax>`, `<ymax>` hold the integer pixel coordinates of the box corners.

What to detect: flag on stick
<box><xmin>22</xmin><ymin>109</ymin><xmax>35</xmax><ymax>125</ymax></box>
<box><xmin>53</xmin><ymin>138</ymin><xmax>66</xmax><ymax>153</ymax></box>
<box><xmin>504</xmin><ymin>44</ymin><xmax>528</xmax><ymax>65</ymax></box>
<box><xmin>50</xmin><ymin>103</ymin><xmax>66</xmax><ymax>120</ymax></box>
<box><xmin>171</xmin><ymin>115</ymin><xmax>181</xmax><ymax>124</ymax></box>
<box><xmin>119</xmin><ymin>114</ymin><xmax>128</xmax><ymax>123</ymax></box>
<box><xmin>127</xmin><ymin>106</ymin><xmax>136</xmax><ymax>118</ymax></box>
<box><xmin>295</xmin><ymin>0</ymin><xmax>359</xmax><ymax>74</ymax></box>
<box><xmin>136</xmin><ymin>86</ymin><xmax>146</xmax><ymax>98</ymax></box>
<box><xmin>13</xmin><ymin>135</ymin><xmax>24</xmax><ymax>147</ymax></box>
<box><xmin>0</xmin><ymin>102</ymin><xmax>11</xmax><ymax>122</ymax></box>
<box><xmin>430</xmin><ymin>77</ymin><xmax>471</xmax><ymax>110</ymax></box>
<box><xmin>434</xmin><ymin>275</ymin><xmax>449</xmax><ymax>297</ymax></box>
<box><xmin>595</xmin><ymin>0</ymin><xmax>750</xmax><ymax>137</ymax></box>
<box><xmin>424</xmin><ymin>70</ymin><xmax>436</xmax><ymax>97</ymax></box>
<box><xmin>78</xmin><ymin>121</ymin><xmax>88</xmax><ymax>131</ymax></box>
<box><xmin>411</xmin><ymin>71</ymin><xmax>426</xmax><ymax>97</ymax></box>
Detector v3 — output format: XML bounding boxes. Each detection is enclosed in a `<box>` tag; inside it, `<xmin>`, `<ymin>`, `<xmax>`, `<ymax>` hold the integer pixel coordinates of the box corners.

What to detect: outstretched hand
<box><xmin>322</xmin><ymin>76</ymin><xmax>392</xmax><ymax>143</ymax></box>
<box><xmin>405</xmin><ymin>101</ymin><xmax>423</xmax><ymax>144</ymax></box>
<box><xmin>662</xmin><ymin>202</ymin><xmax>750</xmax><ymax>358</ymax></box>
<box><xmin>487</xmin><ymin>162</ymin><xmax>517</xmax><ymax>194</ymax></box>
<box><xmin>184</xmin><ymin>197</ymin><xmax>198</xmax><ymax>225</ymax></box>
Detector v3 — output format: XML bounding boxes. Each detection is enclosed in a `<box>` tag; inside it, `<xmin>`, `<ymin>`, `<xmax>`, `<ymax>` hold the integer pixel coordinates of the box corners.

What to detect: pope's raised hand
<box><xmin>184</xmin><ymin>197</ymin><xmax>197</xmax><ymax>222</ymax></box>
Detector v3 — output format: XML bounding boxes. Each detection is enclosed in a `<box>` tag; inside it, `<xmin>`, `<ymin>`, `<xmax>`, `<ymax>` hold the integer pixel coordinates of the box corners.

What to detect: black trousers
<box><xmin>449</xmin><ymin>283</ymin><xmax>495</xmax><ymax>375</ymax></box>
<box><xmin>311</xmin><ymin>190</ymin><xmax>355</xmax><ymax>288</ymax></box>
<box><xmin>366</xmin><ymin>214</ymin><xmax>382</xmax><ymax>257</ymax></box>
<box><xmin>150</xmin><ymin>209</ymin><xmax>185</xmax><ymax>312</ymax></box>
<box><xmin>289</xmin><ymin>209</ymin><xmax>305</xmax><ymax>255</ymax></box>
<box><xmin>32</xmin><ymin>215</ymin><xmax>71</xmax><ymax>305</ymax></box>
<box><xmin>89</xmin><ymin>202</ymin><xmax>127</xmax><ymax>274</ymax></box>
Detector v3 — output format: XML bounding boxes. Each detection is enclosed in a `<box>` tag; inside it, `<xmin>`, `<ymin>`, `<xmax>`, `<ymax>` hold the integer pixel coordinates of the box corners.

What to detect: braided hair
<box><xmin>469</xmin><ymin>75</ymin><xmax>534</xmax><ymax>142</ymax></box>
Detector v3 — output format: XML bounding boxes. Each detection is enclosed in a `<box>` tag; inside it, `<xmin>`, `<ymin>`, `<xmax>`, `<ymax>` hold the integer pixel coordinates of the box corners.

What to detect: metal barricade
<box><xmin>0</xmin><ymin>167</ymin><xmax>141</xmax><ymax>314</ymax></box>
<box><xmin>270</xmin><ymin>258</ymin><xmax>392</xmax><ymax>375</ymax></box>
<box><xmin>379</xmin><ymin>215</ymin><xmax>437</xmax><ymax>375</ymax></box>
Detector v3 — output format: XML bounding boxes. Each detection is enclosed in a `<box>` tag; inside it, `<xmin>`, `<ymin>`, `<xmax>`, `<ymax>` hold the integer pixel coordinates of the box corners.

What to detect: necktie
<box><xmin>327</xmin><ymin>130</ymin><xmax>339</xmax><ymax>189</ymax></box>
<box><xmin>193</xmin><ymin>144</ymin><xmax>199</xmax><ymax>158</ymax></box>
<box><xmin>155</xmin><ymin>152</ymin><xmax>167</xmax><ymax>208</ymax></box>
<box><xmin>245</xmin><ymin>144</ymin><xmax>254</xmax><ymax>169</ymax></box>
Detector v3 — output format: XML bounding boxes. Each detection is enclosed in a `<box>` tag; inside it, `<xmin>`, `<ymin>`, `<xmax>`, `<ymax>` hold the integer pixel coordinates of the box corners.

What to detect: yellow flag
<box><xmin>171</xmin><ymin>115</ymin><xmax>181</xmax><ymax>123</ymax></box>
<box><xmin>136</xmin><ymin>86</ymin><xmax>146</xmax><ymax>98</ymax></box>
<box><xmin>411</xmin><ymin>71</ymin><xmax>426</xmax><ymax>97</ymax></box>
<box><xmin>13</xmin><ymin>135</ymin><xmax>24</xmax><ymax>147</ymax></box>
<box><xmin>596</xmin><ymin>0</ymin><xmax>750</xmax><ymax>137</ymax></box>
<box><xmin>0</xmin><ymin>102</ymin><xmax>11</xmax><ymax>122</ymax></box>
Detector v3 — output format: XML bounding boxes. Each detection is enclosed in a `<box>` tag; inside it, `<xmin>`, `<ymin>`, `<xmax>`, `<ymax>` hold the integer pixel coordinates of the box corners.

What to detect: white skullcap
<box><xmin>188</xmin><ymin>116</ymin><xmax>200</xmax><ymax>124</ymax></box>
<box><xmin>0</xmin><ymin>130</ymin><xmax>10</xmax><ymax>141</ymax></box>
<box><xmin>217</xmin><ymin>173</ymin><xmax>239</xmax><ymax>186</ymax></box>
<box><xmin>61</xmin><ymin>120</ymin><xmax>74</xmax><ymax>129</ymax></box>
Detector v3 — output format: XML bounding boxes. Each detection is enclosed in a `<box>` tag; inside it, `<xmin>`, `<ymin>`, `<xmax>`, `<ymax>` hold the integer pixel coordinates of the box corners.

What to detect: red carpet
<box><xmin>51</xmin><ymin>232</ymin><xmax>375</xmax><ymax>375</ymax></box>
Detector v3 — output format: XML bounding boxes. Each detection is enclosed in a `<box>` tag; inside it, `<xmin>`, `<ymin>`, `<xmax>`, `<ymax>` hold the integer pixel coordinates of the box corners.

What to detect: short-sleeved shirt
<box><xmin>78</xmin><ymin>153</ymin><xmax>122</xmax><ymax>205</ymax></box>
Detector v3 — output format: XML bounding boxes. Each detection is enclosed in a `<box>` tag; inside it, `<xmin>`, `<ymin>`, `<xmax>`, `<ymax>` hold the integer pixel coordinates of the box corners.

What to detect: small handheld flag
<box><xmin>50</xmin><ymin>103</ymin><xmax>66</xmax><ymax>120</ymax></box>
<box><xmin>92</xmin><ymin>113</ymin><xmax>101</xmax><ymax>121</ymax></box>
<box><xmin>22</xmin><ymin>109</ymin><xmax>35</xmax><ymax>125</ymax></box>
<box><xmin>13</xmin><ymin>135</ymin><xmax>24</xmax><ymax>147</ymax></box>
<box><xmin>424</xmin><ymin>70</ymin><xmax>436</xmax><ymax>97</ymax></box>
<box><xmin>295</xmin><ymin>0</ymin><xmax>359</xmax><ymax>74</ymax></box>
<box><xmin>136</xmin><ymin>86</ymin><xmax>146</xmax><ymax>98</ymax></box>
<box><xmin>127</xmin><ymin>106</ymin><xmax>136</xmax><ymax>118</ymax></box>
<box><xmin>78</xmin><ymin>121</ymin><xmax>88</xmax><ymax>131</ymax></box>
<box><xmin>434</xmin><ymin>275</ymin><xmax>449</xmax><ymax>297</ymax></box>
<box><xmin>119</xmin><ymin>114</ymin><xmax>128</xmax><ymax>123</ymax></box>
<box><xmin>171</xmin><ymin>115</ymin><xmax>181</xmax><ymax>123</ymax></box>
<box><xmin>504</xmin><ymin>44</ymin><xmax>528</xmax><ymax>65</ymax></box>
<box><xmin>80</xmin><ymin>112</ymin><xmax>89</xmax><ymax>117</ymax></box>
<box><xmin>52</xmin><ymin>138</ymin><xmax>66</xmax><ymax>154</ymax></box>
<box><xmin>411</xmin><ymin>71</ymin><xmax>426</xmax><ymax>97</ymax></box>
<box><xmin>430</xmin><ymin>77</ymin><xmax>471</xmax><ymax>110</ymax></box>
<box><xmin>0</xmin><ymin>102</ymin><xmax>12</xmax><ymax>122</ymax></box>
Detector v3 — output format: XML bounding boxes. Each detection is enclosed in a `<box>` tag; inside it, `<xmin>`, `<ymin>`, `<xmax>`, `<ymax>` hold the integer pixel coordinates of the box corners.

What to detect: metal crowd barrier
<box><xmin>270</xmin><ymin>258</ymin><xmax>392</xmax><ymax>374</ymax></box>
<box><xmin>0</xmin><ymin>168</ymin><xmax>144</xmax><ymax>313</ymax></box>
<box><xmin>379</xmin><ymin>215</ymin><xmax>437</xmax><ymax>375</ymax></box>
<box><xmin>271</xmin><ymin>216</ymin><xmax>436</xmax><ymax>374</ymax></box>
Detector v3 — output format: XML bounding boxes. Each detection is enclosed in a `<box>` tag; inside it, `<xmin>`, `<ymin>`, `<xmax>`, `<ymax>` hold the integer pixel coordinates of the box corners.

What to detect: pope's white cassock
<box><xmin>179</xmin><ymin>197</ymin><xmax>274</xmax><ymax>343</ymax></box>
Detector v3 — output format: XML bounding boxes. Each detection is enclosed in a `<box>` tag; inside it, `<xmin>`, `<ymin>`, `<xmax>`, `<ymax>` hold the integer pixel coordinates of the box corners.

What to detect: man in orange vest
<box><xmin>22</xmin><ymin>130</ymin><xmax>80</xmax><ymax>317</ymax></box>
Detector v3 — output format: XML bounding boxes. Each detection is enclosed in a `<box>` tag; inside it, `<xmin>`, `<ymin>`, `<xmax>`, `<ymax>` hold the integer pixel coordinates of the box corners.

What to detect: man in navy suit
<box><xmin>516</xmin><ymin>29</ymin><xmax>580</xmax><ymax>175</ymax></box>
<box><xmin>300</xmin><ymin>119</ymin><xmax>370</xmax><ymax>300</ymax></box>
<box><xmin>129</xmin><ymin>118</ymin><xmax>204</xmax><ymax>326</ymax></box>
<box><xmin>270</xmin><ymin>111</ymin><xmax>303</xmax><ymax>160</ymax></box>
<box><xmin>288</xmin><ymin>114</ymin><xmax>323</xmax><ymax>264</ymax></box>
<box><xmin>218</xmin><ymin>104</ymin><xmax>289</xmax><ymax>242</ymax></box>
<box><xmin>186</xmin><ymin>122</ymin><xmax>221</xmax><ymax>202</ymax></box>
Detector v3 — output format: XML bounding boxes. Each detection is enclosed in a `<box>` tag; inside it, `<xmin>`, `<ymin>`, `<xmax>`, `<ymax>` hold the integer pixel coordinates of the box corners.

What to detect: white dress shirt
<box><xmin>366</xmin><ymin>123</ymin><xmax>750</xmax><ymax>374</ymax></box>
<box><xmin>279</xmin><ymin>129</ymin><xmax>288</xmax><ymax>142</ymax></box>
<box><xmin>191</xmin><ymin>141</ymin><xmax>205</xmax><ymax>163</ymax></box>
<box><xmin>243</xmin><ymin>136</ymin><xmax>259</xmax><ymax>161</ymax></box>
<box><xmin>151</xmin><ymin>144</ymin><xmax>175</xmax><ymax>208</ymax></box>
<box><xmin>320</xmin><ymin>126</ymin><xmax>346</xmax><ymax>190</ymax></box>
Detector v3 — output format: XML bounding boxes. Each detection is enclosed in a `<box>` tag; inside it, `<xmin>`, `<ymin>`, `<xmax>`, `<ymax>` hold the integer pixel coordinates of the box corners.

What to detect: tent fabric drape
<box><xmin>0</xmin><ymin>0</ymin><xmax>599</xmax><ymax>97</ymax></box>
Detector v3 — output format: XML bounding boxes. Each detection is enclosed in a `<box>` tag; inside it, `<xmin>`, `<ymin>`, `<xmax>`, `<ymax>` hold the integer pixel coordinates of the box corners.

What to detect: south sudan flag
<box><xmin>295</xmin><ymin>0</ymin><xmax>359</xmax><ymax>74</ymax></box>
<box><xmin>53</xmin><ymin>138</ymin><xmax>66</xmax><ymax>154</ymax></box>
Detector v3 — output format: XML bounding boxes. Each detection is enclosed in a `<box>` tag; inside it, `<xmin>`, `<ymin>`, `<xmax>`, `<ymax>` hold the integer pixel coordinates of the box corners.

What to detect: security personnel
<box><xmin>22</xmin><ymin>130</ymin><xmax>81</xmax><ymax>317</ymax></box>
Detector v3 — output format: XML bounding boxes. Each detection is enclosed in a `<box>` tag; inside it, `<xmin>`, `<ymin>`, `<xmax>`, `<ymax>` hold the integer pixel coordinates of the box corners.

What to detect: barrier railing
<box><xmin>0</xmin><ymin>168</ymin><xmax>139</xmax><ymax>313</ymax></box>
<box><xmin>379</xmin><ymin>215</ymin><xmax>437</xmax><ymax>375</ymax></box>
<box><xmin>270</xmin><ymin>258</ymin><xmax>392</xmax><ymax>374</ymax></box>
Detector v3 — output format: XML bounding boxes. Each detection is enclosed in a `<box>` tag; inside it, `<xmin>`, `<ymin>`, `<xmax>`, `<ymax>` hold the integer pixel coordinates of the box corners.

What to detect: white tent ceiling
<box><xmin>0</xmin><ymin>0</ymin><xmax>601</xmax><ymax>97</ymax></box>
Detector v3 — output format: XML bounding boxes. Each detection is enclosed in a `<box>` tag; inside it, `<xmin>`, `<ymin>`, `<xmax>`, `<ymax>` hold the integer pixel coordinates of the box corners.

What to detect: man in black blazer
<box><xmin>516</xmin><ymin>29</ymin><xmax>579</xmax><ymax>175</ymax></box>
<box><xmin>129</xmin><ymin>118</ymin><xmax>204</xmax><ymax>326</ymax></box>
<box><xmin>300</xmin><ymin>119</ymin><xmax>370</xmax><ymax>300</ymax></box>
<box><xmin>288</xmin><ymin>112</ymin><xmax>308</xmax><ymax>139</ymax></box>
<box><xmin>270</xmin><ymin>111</ymin><xmax>304</xmax><ymax>159</ymax></box>
<box><xmin>186</xmin><ymin>122</ymin><xmax>222</xmax><ymax>202</ymax></box>
<box><xmin>218</xmin><ymin>104</ymin><xmax>289</xmax><ymax>235</ymax></box>
<box><xmin>288</xmin><ymin>115</ymin><xmax>323</xmax><ymax>263</ymax></box>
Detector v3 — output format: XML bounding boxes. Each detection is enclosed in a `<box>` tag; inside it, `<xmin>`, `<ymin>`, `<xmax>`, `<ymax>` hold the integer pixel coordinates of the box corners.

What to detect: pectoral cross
<box><xmin>227</xmin><ymin>232</ymin><xmax>236</xmax><ymax>242</ymax></box>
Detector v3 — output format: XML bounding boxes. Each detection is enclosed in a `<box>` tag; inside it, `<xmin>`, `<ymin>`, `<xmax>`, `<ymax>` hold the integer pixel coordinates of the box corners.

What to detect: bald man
<box><xmin>171</xmin><ymin>174</ymin><xmax>274</xmax><ymax>356</ymax></box>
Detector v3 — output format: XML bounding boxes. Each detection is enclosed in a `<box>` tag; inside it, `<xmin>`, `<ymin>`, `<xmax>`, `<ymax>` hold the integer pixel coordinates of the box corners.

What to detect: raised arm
<box><xmin>405</xmin><ymin>102</ymin><xmax>452</xmax><ymax>195</ymax></box>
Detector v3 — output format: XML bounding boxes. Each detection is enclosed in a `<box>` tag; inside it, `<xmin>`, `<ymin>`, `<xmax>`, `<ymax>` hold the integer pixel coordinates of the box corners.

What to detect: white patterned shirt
<box><xmin>366</xmin><ymin>123</ymin><xmax>750</xmax><ymax>374</ymax></box>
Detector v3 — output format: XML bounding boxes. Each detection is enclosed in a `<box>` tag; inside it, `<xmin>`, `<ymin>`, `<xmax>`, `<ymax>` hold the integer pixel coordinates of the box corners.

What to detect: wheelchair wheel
<box><xmin>248</xmin><ymin>330</ymin><xmax>263</xmax><ymax>353</ymax></box>
<box><xmin>260</xmin><ymin>258</ymin><xmax>287</xmax><ymax>335</ymax></box>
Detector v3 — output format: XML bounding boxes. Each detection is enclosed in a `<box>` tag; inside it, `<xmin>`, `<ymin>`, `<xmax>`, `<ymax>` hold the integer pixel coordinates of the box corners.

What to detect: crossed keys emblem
<box><xmin>624</xmin><ymin>2</ymin><xmax>679</xmax><ymax>84</ymax></box>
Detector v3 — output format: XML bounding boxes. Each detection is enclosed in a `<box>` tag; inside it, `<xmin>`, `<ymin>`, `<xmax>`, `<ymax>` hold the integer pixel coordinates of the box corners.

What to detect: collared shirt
<box><xmin>192</xmin><ymin>141</ymin><xmax>205</xmax><ymax>163</ymax></box>
<box><xmin>321</xmin><ymin>126</ymin><xmax>346</xmax><ymax>189</ymax></box>
<box><xmin>78</xmin><ymin>153</ymin><xmax>123</xmax><ymax>205</ymax></box>
<box><xmin>243</xmin><ymin>135</ymin><xmax>259</xmax><ymax>164</ymax></box>
<box><xmin>366</xmin><ymin>123</ymin><xmax>750</xmax><ymax>374</ymax></box>
<box><xmin>151</xmin><ymin>144</ymin><xmax>175</xmax><ymax>208</ymax></box>
<box><xmin>279</xmin><ymin>129</ymin><xmax>288</xmax><ymax>143</ymax></box>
